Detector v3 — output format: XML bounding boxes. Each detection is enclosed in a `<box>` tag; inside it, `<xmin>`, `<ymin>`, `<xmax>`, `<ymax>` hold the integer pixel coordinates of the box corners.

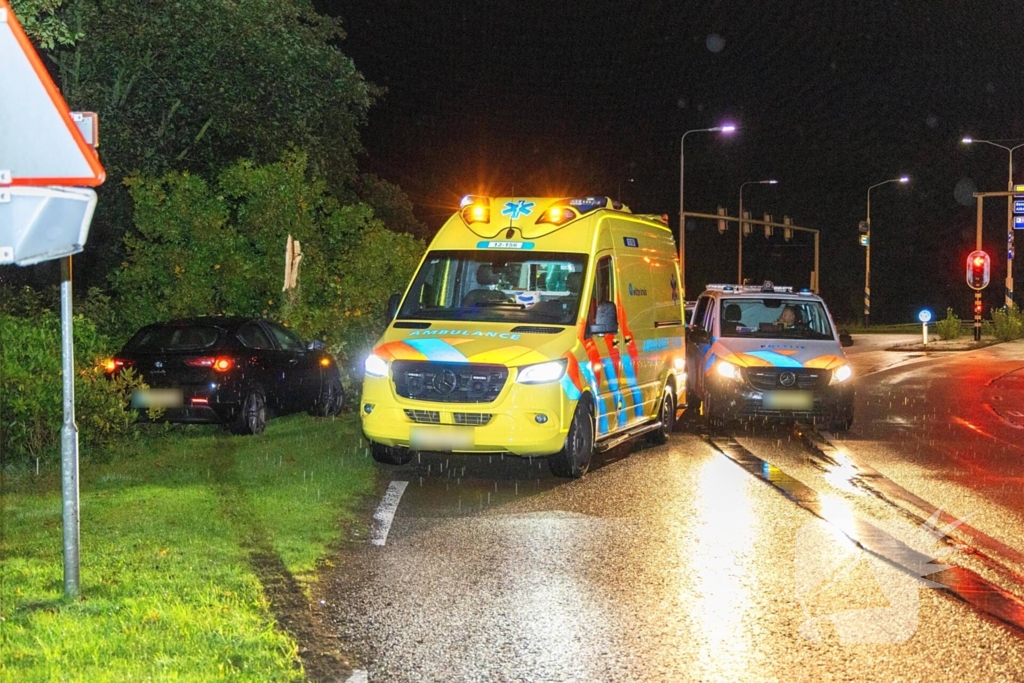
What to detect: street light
<box><xmin>737</xmin><ymin>179</ymin><xmax>778</xmax><ymax>284</ymax></box>
<box><xmin>863</xmin><ymin>176</ymin><xmax>909</xmax><ymax>326</ymax></box>
<box><xmin>961</xmin><ymin>136</ymin><xmax>1024</xmax><ymax>309</ymax></box>
<box><xmin>680</xmin><ymin>124</ymin><xmax>737</xmax><ymax>292</ymax></box>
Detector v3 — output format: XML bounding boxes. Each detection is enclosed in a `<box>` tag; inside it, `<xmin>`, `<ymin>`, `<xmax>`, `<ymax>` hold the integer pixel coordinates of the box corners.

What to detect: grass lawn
<box><xmin>0</xmin><ymin>413</ymin><xmax>377</xmax><ymax>682</ymax></box>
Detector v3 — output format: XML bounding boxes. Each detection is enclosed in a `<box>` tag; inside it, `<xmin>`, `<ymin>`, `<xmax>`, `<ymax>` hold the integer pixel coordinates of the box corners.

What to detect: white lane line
<box><xmin>345</xmin><ymin>670</ymin><xmax>368</xmax><ymax>683</ymax></box>
<box><xmin>370</xmin><ymin>481</ymin><xmax>408</xmax><ymax>546</ymax></box>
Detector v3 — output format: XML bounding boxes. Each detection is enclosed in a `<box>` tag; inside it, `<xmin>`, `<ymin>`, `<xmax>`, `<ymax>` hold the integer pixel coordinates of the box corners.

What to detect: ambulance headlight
<box><xmin>516</xmin><ymin>359</ymin><xmax>568</xmax><ymax>385</ymax></box>
<box><xmin>716</xmin><ymin>360</ymin><xmax>742</xmax><ymax>381</ymax></box>
<box><xmin>364</xmin><ymin>354</ymin><xmax>389</xmax><ymax>378</ymax></box>
<box><xmin>830</xmin><ymin>364</ymin><xmax>853</xmax><ymax>385</ymax></box>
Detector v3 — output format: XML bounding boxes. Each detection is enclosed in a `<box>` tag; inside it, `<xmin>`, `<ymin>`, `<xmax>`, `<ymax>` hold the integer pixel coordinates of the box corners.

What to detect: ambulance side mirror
<box><xmin>590</xmin><ymin>301</ymin><xmax>619</xmax><ymax>335</ymax></box>
<box><xmin>386</xmin><ymin>293</ymin><xmax>401</xmax><ymax>321</ymax></box>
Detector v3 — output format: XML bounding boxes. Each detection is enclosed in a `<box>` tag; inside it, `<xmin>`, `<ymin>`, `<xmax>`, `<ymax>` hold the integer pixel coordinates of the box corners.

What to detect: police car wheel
<box><xmin>548</xmin><ymin>396</ymin><xmax>595</xmax><ymax>478</ymax></box>
<box><xmin>647</xmin><ymin>389</ymin><xmax>674</xmax><ymax>445</ymax></box>
<box><xmin>371</xmin><ymin>442</ymin><xmax>414</xmax><ymax>465</ymax></box>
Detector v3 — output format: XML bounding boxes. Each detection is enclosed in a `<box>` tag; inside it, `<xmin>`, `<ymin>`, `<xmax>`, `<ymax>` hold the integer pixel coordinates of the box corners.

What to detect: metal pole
<box><xmin>1007</xmin><ymin>154</ymin><xmax>1015</xmax><ymax>310</ymax></box>
<box><xmin>865</xmin><ymin>189</ymin><xmax>872</xmax><ymax>326</ymax></box>
<box><xmin>976</xmin><ymin>194</ymin><xmax>984</xmax><ymax>341</ymax></box>
<box><xmin>60</xmin><ymin>256</ymin><xmax>80</xmax><ymax>597</ymax></box>
<box><xmin>813</xmin><ymin>230</ymin><xmax>820</xmax><ymax>293</ymax></box>
<box><xmin>738</xmin><ymin>187</ymin><xmax>744</xmax><ymax>284</ymax></box>
<box><xmin>679</xmin><ymin>135</ymin><xmax>686</xmax><ymax>297</ymax></box>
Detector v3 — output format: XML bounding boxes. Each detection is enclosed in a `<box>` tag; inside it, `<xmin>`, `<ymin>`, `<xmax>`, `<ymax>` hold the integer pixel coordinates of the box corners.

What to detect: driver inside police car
<box><xmin>777</xmin><ymin>305</ymin><xmax>800</xmax><ymax>327</ymax></box>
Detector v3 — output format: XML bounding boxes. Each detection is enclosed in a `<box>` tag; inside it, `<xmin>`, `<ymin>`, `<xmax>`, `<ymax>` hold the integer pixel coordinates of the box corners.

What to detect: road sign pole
<box><xmin>60</xmin><ymin>256</ymin><xmax>80</xmax><ymax>597</ymax></box>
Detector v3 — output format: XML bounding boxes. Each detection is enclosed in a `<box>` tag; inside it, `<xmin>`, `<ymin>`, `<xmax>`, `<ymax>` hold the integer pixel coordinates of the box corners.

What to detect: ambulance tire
<box><xmin>646</xmin><ymin>388</ymin><xmax>675</xmax><ymax>445</ymax></box>
<box><xmin>370</xmin><ymin>442</ymin><xmax>414</xmax><ymax>466</ymax></box>
<box><xmin>548</xmin><ymin>395</ymin><xmax>595</xmax><ymax>478</ymax></box>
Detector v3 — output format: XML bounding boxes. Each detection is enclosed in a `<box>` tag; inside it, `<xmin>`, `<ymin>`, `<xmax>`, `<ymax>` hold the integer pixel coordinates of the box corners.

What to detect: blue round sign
<box><xmin>918</xmin><ymin>309</ymin><xmax>932</xmax><ymax>323</ymax></box>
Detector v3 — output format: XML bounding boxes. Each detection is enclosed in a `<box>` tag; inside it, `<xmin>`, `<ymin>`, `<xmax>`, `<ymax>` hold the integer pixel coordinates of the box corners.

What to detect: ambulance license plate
<box><xmin>410</xmin><ymin>426</ymin><xmax>474</xmax><ymax>451</ymax></box>
<box><xmin>763</xmin><ymin>390</ymin><xmax>813</xmax><ymax>410</ymax></box>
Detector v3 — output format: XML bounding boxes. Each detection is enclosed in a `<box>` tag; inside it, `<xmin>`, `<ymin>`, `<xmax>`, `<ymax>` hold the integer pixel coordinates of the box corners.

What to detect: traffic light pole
<box><xmin>976</xmin><ymin>195</ymin><xmax>984</xmax><ymax>341</ymax></box>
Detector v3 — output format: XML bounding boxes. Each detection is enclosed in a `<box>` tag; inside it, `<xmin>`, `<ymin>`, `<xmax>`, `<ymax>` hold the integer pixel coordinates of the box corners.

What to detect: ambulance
<box><xmin>361</xmin><ymin>196</ymin><xmax>686</xmax><ymax>477</ymax></box>
<box><xmin>686</xmin><ymin>282</ymin><xmax>854</xmax><ymax>431</ymax></box>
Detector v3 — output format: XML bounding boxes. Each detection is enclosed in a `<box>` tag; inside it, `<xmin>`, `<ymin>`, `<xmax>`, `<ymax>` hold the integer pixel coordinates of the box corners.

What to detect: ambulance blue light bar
<box><xmin>568</xmin><ymin>197</ymin><xmax>624</xmax><ymax>214</ymax></box>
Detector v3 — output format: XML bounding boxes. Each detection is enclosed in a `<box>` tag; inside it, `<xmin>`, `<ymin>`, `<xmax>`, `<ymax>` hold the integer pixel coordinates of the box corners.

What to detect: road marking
<box><xmin>370</xmin><ymin>481</ymin><xmax>408</xmax><ymax>546</ymax></box>
<box><xmin>345</xmin><ymin>670</ymin><xmax>368</xmax><ymax>683</ymax></box>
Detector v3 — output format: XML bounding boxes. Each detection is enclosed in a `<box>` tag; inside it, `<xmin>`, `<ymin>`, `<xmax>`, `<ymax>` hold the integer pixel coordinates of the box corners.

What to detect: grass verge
<box><xmin>0</xmin><ymin>413</ymin><xmax>376</xmax><ymax>682</ymax></box>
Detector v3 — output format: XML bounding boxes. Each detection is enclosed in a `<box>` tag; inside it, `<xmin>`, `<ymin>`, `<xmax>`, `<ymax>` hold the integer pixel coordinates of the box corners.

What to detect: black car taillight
<box><xmin>185</xmin><ymin>356</ymin><xmax>236</xmax><ymax>372</ymax></box>
<box><xmin>104</xmin><ymin>358</ymin><xmax>133</xmax><ymax>374</ymax></box>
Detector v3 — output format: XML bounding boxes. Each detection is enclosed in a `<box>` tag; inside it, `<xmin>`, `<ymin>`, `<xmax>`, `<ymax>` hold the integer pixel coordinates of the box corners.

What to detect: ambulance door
<box><xmin>613</xmin><ymin>248</ymin><xmax>655</xmax><ymax>425</ymax></box>
<box><xmin>581</xmin><ymin>253</ymin><xmax>631</xmax><ymax>436</ymax></box>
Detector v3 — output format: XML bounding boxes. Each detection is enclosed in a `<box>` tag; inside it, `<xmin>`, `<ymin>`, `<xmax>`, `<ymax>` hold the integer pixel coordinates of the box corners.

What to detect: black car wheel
<box><xmin>548</xmin><ymin>395</ymin><xmax>595</xmax><ymax>478</ymax></box>
<box><xmin>646</xmin><ymin>387</ymin><xmax>675</xmax><ymax>445</ymax></box>
<box><xmin>370</xmin><ymin>442</ymin><xmax>414</xmax><ymax>465</ymax></box>
<box><xmin>311</xmin><ymin>378</ymin><xmax>344</xmax><ymax>417</ymax></box>
<box><xmin>231</xmin><ymin>387</ymin><xmax>267</xmax><ymax>435</ymax></box>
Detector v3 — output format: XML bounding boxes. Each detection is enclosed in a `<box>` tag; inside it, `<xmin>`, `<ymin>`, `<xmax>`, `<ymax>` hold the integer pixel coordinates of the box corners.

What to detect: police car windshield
<box><xmin>397</xmin><ymin>250</ymin><xmax>589</xmax><ymax>325</ymax></box>
<box><xmin>720</xmin><ymin>298</ymin><xmax>835</xmax><ymax>340</ymax></box>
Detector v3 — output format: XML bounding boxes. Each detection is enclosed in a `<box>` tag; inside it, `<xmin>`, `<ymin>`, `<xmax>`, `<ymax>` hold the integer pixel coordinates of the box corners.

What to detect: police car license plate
<box><xmin>410</xmin><ymin>426</ymin><xmax>474</xmax><ymax>451</ymax></box>
<box><xmin>763</xmin><ymin>390</ymin><xmax>813</xmax><ymax>410</ymax></box>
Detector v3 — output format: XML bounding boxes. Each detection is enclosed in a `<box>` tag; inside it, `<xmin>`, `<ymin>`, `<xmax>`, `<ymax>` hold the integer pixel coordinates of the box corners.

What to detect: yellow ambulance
<box><xmin>360</xmin><ymin>196</ymin><xmax>685</xmax><ymax>477</ymax></box>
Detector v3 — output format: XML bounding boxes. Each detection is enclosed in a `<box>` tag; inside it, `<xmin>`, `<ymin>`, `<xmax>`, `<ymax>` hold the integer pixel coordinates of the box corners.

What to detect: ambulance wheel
<box><xmin>548</xmin><ymin>395</ymin><xmax>595</xmax><ymax>478</ymax></box>
<box><xmin>370</xmin><ymin>442</ymin><xmax>414</xmax><ymax>466</ymax></box>
<box><xmin>646</xmin><ymin>388</ymin><xmax>675</xmax><ymax>445</ymax></box>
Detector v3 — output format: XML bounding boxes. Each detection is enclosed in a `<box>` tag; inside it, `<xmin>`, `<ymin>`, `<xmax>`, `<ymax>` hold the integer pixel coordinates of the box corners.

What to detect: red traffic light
<box><xmin>967</xmin><ymin>250</ymin><xmax>991</xmax><ymax>290</ymax></box>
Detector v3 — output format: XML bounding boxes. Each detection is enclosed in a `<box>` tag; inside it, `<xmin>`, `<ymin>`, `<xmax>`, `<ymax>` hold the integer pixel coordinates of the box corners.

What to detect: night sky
<box><xmin>320</xmin><ymin>0</ymin><xmax>1024</xmax><ymax>323</ymax></box>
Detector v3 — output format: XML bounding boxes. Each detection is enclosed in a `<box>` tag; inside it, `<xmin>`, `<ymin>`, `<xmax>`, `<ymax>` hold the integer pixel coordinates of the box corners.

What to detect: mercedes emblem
<box><xmin>432</xmin><ymin>369</ymin><xmax>459</xmax><ymax>395</ymax></box>
<box><xmin>779</xmin><ymin>371</ymin><xmax>797</xmax><ymax>387</ymax></box>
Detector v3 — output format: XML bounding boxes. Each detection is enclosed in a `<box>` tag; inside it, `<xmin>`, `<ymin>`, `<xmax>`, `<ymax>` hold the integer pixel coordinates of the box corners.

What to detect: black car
<box><xmin>106</xmin><ymin>317</ymin><xmax>344</xmax><ymax>434</ymax></box>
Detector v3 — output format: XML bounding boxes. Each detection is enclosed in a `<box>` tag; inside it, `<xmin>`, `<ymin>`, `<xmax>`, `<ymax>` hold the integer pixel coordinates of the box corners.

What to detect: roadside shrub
<box><xmin>991</xmin><ymin>304</ymin><xmax>1024</xmax><ymax>341</ymax></box>
<box><xmin>0</xmin><ymin>312</ymin><xmax>144</xmax><ymax>468</ymax></box>
<box><xmin>112</xmin><ymin>151</ymin><xmax>425</xmax><ymax>384</ymax></box>
<box><xmin>935</xmin><ymin>308</ymin><xmax>961</xmax><ymax>340</ymax></box>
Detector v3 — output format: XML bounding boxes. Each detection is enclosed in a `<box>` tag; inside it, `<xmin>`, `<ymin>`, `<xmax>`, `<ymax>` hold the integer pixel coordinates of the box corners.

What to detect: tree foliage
<box><xmin>43</xmin><ymin>0</ymin><xmax>377</xmax><ymax>183</ymax></box>
<box><xmin>112</xmin><ymin>153</ymin><xmax>424</xmax><ymax>380</ymax></box>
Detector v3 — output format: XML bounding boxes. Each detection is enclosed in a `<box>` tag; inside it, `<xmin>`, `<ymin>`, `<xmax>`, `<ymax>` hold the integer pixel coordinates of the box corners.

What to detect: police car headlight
<box><xmin>516</xmin><ymin>359</ymin><xmax>568</xmax><ymax>385</ymax></box>
<box><xmin>364</xmin><ymin>354</ymin><xmax>389</xmax><ymax>378</ymax></box>
<box><xmin>830</xmin><ymin>364</ymin><xmax>853</xmax><ymax>385</ymax></box>
<box><xmin>716</xmin><ymin>360</ymin><xmax>742</xmax><ymax>381</ymax></box>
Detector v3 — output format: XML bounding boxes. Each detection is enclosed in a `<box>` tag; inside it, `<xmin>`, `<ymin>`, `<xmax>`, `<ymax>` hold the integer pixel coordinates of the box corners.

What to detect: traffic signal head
<box><xmin>967</xmin><ymin>250</ymin><xmax>991</xmax><ymax>290</ymax></box>
<box><xmin>974</xmin><ymin>298</ymin><xmax>984</xmax><ymax>315</ymax></box>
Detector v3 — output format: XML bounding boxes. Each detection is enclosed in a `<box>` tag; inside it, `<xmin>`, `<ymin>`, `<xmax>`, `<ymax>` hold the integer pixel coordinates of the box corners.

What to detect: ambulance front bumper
<box><xmin>359</xmin><ymin>374</ymin><xmax>576</xmax><ymax>457</ymax></box>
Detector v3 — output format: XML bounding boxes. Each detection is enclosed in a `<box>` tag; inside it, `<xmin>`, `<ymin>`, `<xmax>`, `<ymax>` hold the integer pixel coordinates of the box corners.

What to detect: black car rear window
<box><xmin>125</xmin><ymin>325</ymin><xmax>221</xmax><ymax>351</ymax></box>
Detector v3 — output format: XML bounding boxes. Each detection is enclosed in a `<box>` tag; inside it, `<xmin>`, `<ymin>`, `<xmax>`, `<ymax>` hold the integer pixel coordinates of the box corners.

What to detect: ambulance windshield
<box><xmin>397</xmin><ymin>250</ymin><xmax>589</xmax><ymax>325</ymax></box>
<box><xmin>720</xmin><ymin>298</ymin><xmax>835</xmax><ymax>340</ymax></box>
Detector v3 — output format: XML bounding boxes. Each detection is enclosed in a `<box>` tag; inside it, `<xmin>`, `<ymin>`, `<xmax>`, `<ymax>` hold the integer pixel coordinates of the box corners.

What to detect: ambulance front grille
<box><xmin>453</xmin><ymin>413</ymin><xmax>493</xmax><ymax>426</ymax></box>
<box><xmin>404</xmin><ymin>409</ymin><xmax>441</xmax><ymax>424</ymax></box>
<box><xmin>744</xmin><ymin>368</ymin><xmax>829</xmax><ymax>391</ymax></box>
<box><xmin>392</xmin><ymin>361</ymin><xmax>508</xmax><ymax>403</ymax></box>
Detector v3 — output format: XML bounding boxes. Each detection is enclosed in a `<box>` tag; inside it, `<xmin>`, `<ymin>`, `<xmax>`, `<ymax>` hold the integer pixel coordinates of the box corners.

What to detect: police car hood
<box><xmin>708</xmin><ymin>338</ymin><xmax>848</xmax><ymax>370</ymax></box>
<box><xmin>373</xmin><ymin>322</ymin><xmax>578</xmax><ymax>367</ymax></box>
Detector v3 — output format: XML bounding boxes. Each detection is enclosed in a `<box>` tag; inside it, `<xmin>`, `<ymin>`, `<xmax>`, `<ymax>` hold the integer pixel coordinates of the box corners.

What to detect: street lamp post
<box><xmin>680</xmin><ymin>125</ymin><xmax>736</xmax><ymax>294</ymax></box>
<box><xmin>737</xmin><ymin>179</ymin><xmax>778</xmax><ymax>284</ymax></box>
<box><xmin>864</xmin><ymin>176</ymin><xmax>909</xmax><ymax>326</ymax></box>
<box><xmin>961</xmin><ymin>136</ymin><xmax>1024</xmax><ymax>309</ymax></box>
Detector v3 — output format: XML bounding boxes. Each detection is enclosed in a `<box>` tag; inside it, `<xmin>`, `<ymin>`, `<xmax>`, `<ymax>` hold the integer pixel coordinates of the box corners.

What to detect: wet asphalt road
<box><xmin>323</xmin><ymin>336</ymin><xmax>1024</xmax><ymax>682</ymax></box>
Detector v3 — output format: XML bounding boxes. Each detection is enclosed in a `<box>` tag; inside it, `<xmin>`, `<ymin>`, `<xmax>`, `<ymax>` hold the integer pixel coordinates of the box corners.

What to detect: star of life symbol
<box><xmin>793</xmin><ymin>507</ymin><xmax>972</xmax><ymax>643</ymax></box>
<box><xmin>501</xmin><ymin>200</ymin><xmax>534</xmax><ymax>219</ymax></box>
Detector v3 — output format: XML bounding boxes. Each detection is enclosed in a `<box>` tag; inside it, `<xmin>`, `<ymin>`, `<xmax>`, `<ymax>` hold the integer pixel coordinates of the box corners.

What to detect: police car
<box><xmin>686</xmin><ymin>282</ymin><xmax>854</xmax><ymax>431</ymax></box>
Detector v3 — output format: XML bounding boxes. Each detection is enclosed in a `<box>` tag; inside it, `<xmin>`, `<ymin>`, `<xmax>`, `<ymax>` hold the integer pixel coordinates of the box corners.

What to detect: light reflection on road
<box><xmin>690</xmin><ymin>455</ymin><xmax>756</xmax><ymax>677</ymax></box>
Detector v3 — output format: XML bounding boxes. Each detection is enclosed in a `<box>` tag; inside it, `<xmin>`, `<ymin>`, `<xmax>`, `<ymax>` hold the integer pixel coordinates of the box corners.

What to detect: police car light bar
<box><xmin>705</xmin><ymin>283</ymin><xmax>795</xmax><ymax>293</ymax></box>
